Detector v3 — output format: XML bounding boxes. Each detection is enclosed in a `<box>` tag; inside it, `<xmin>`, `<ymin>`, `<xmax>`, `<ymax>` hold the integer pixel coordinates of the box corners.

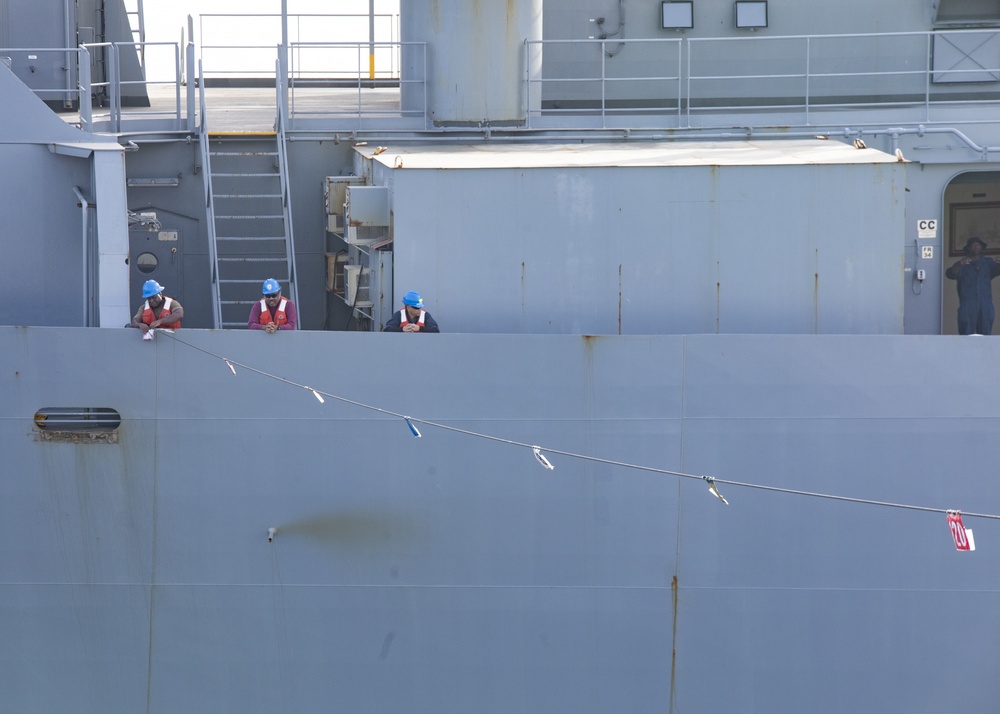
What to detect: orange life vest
<box><xmin>258</xmin><ymin>298</ymin><xmax>288</xmax><ymax>327</ymax></box>
<box><xmin>142</xmin><ymin>297</ymin><xmax>180</xmax><ymax>328</ymax></box>
<box><xmin>399</xmin><ymin>309</ymin><xmax>426</xmax><ymax>328</ymax></box>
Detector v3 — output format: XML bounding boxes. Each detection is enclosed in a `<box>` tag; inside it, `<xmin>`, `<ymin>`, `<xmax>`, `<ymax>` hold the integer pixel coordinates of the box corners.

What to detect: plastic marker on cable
<box><xmin>150</xmin><ymin>335</ymin><xmax>1000</xmax><ymax>545</ymax></box>
<box><xmin>532</xmin><ymin>446</ymin><xmax>554</xmax><ymax>470</ymax></box>
<box><xmin>225</xmin><ymin>360</ymin><xmax>237</xmax><ymax>375</ymax></box>
<box><xmin>404</xmin><ymin>417</ymin><xmax>422</xmax><ymax>438</ymax></box>
<box><xmin>706</xmin><ymin>477</ymin><xmax>729</xmax><ymax>505</ymax></box>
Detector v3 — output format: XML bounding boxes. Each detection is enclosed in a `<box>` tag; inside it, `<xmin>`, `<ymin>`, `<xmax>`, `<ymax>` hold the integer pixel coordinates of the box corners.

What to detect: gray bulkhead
<box><xmin>400</xmin><ymin>0</ymin><xmax>542</xmax><ymax>125</ymax></box>
<box><xmin>5</xmin><ymin>0</ymin><xmax>1000</xmax><ymax>711</ymax></box>
<box><xmin>2</xmin><ymin>325</ymin><xmax>999</xmax><ymax>712</ymax></box>
<box><xmin>0</xmin><ymin>62</ymin><xmax>128</xmax><ymax>328</ymax></box>
<box><xmin>6</xmin><ymin>0</ymin><xmax>1000</xmax><ymax>335</ymax></box>
<box><xmin>358</xmin><ymin>141</ymin><xmax>905</xmax><ymax>334</ymax></box>
<box><xmin>0</xmin><ymin>0</ymin><xmax>147</xmax><ymax>108</ymax></box>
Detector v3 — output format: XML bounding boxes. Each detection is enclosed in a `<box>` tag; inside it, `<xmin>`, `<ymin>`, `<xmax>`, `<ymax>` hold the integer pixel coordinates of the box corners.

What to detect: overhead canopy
<box><xmin>360</xmin><ymin>139</ymin><xmax>901</xmax><ymax>170</ymax></box>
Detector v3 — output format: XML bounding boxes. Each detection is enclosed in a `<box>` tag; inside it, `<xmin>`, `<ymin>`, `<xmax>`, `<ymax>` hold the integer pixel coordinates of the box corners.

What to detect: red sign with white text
<box><xmin>947</xmin><ymin>512</ymin><xmax>974</xmax><ymax>551</ymax></box>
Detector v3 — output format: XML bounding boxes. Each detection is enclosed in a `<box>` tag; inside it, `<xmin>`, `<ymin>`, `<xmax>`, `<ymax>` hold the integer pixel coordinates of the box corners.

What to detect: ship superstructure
<box><xmin>2</xmin><ymin>1</ymin><xmax>1000</xmax><ymax>711</ymax></box>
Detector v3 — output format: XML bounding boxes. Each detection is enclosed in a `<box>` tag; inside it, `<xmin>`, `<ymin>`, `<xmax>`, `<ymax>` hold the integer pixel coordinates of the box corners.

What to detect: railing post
<box><xmin>63</xmin><ymin>0</ymin><xmax>74</xmax><ymax>106</ymax></box>
<box><xmin>368</xmin><ymin>0</ymin><xmax>376</xmax><ymax>83</ymax></box>
<box><xmin>601</xmin><ymin>40</ymin><xmax>607</xmax><ymax>129</ymax></box>
<box><xmin>186</xmin><ymin>15</ymin><xmax>196</xmax><ymax>132</ymax></box>
<box><xmin>805</xmin><ymin>36</ymin><xmax>811</xmax><ymax>125</ymax></box>
<box><xmin>677</xmin><ymin>39</ymin><xmax>683</xmax><ymax>126</ymax></box>
<box><xmin>277</xmin><ymin>44</ymin><xmax>289</xmax><ymax>129</ymax></box>
<box><xmin>524</xmin><ymin>40</ymin><xmax>531</xmax><ymax>129</ymax></box>
<box><xmin>108</xmin><ymin>44</ymin><xmax>120</xmax><ymax>132</ymax></box>
<box><xmin>79</xmin><ymin>47</ymin><xmax>92</xmax><ymax>131</ymax></box>
<box><xmin>685</xmin><ymin>39</ymin><xmax>691</xmax><ymax>128</ymax></box>
<box><xmin>925</xmin><ymin>32</ymin><xmax>932</xmax><ymax>122</ymax></box>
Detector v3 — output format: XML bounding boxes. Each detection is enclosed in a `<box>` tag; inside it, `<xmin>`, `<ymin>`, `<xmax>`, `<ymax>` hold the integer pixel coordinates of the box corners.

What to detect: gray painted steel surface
<box><xmin>5</xmin><ymin>2</ymin><xmax>1000</xmax><ymax>710</ymax></box>
<box><xmin>0</xmin><ymin>0</ymin><xmax>76</xmax><ymax>99</ymax></box>
<box><xmin>2</xmin><ymin>326</ymin><xmax>997</xmax><ymax>712</ymax></box>
<box><xmin>400</xmin><ymin>0</ymin><xmax>541</xmax><ymax>125</ymax></box>
<box><xmin>368</xmin><ymin>141</ymin><xmax>905</xmax><ymax>334</ymax></box>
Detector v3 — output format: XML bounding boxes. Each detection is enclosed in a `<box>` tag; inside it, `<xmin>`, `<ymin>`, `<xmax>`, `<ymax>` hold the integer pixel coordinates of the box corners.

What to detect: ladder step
<box><xmin>210</xmin><ymin>151</ymin><xmax>278</xmax><ymax>157</ymax></box>
<box><xmin>219</xmin><ymin>279</ymin><xmax>288</xmax><ymax>284</ymax></box>
<box><xmin>208</xmin><ymin>136</ymin><xmax>294</xmax><ymax>327</ymax></box>
<box><xmin>208</xmin><ymin>131</ymin><xmax>276</xmax><ymax>137</ymax></box>
<box><xmin>218</xmin><ymin>257</ymin><xmax>287</xmax><ymax>262</ymax></box>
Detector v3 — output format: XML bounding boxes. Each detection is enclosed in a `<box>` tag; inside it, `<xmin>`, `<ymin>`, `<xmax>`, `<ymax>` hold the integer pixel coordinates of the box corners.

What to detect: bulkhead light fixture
<box><xmin>662</xmin><ymin>1</ymin><xmax>694</xmax><ymax>30</ymax></box>
<box><xmin>735</xmin><ymin>1</ymin><xmax>768</xmax><ymax>29</ymax></box>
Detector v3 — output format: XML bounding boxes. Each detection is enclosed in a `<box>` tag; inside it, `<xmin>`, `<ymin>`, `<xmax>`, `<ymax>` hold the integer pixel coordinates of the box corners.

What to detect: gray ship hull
<box><xmin>5</xmin><ymin>0</ymin><xmax>1000</xmax><ymax>709</ymax></box>
<box><xmin>2</xmin><ymin>326</ymin><xmax>996</xmax><ymax>712</ymax></box>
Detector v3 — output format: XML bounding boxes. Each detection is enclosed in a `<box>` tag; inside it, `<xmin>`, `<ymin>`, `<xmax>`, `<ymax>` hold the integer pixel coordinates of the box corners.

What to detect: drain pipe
<box><xmin>63</xmin><ymin>0</ymin><xmax>74</xmax><ymax>108</ymax></box>
<box><xmin>874</xmin><ymin>125</ymin><xmax>997</xmax><ymax>161</ymax></box>
<box><xmin>72</xmin><ymin>186</ymin><xmax>90</xmax><ymax>326</ymax></box>
<box><xmin>286</xmin><ymin>122</ymin><xmax>1000</xmax><ymax>158</ymax></box>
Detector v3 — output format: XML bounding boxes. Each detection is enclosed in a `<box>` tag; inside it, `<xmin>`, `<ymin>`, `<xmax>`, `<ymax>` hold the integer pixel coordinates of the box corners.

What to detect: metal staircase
<box><xmin>204</xmin><ymin>132</ymin><xmax>299</xmax><ymax>328</ymax></box>
<box><xmin>122</xmin><ymin>0</ymin><xmax>146</xmax><ymax>69</ymax></box>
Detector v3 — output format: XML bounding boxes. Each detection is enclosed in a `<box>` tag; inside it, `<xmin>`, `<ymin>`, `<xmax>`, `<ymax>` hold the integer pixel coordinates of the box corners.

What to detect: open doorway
<box><xmin>941</xmin><ymin>171</ymin><xmax>1000</xmax><ymax>335</ymax></box>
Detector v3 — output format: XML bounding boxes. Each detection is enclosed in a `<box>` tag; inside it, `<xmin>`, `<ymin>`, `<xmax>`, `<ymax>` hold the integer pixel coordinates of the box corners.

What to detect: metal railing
<box><xmin>79</xmin><ymin>41</ymin><xmax>187</xmax><ymax>132</ymax></box>
<box><xmin>0</xmin><ymin>41</ymin><xmax>188</xmax><ymax>132</ymax></box>
<box><xmin>10</xmin><ymin>27</ymin><xmax>1000</xmax><ymax>135</ymax></box>
<box><xmin>525</xmin><ymin>29</ymin><xmax>1000</xmax><ymax>129</ymax></box>
<box><xmin>0</xmin><ymin>47</ymin><xmax>78</xmax><ymax>106</ymax></box>
<box><xmin>525</xmin><ymin>37</ymin><xmax>684</xmax><ymax>129</ymax></box>
<box><xmin>274</xmin><ymin>66</ymin><xmax>301</xmax><ymax>321</ymax></box>
<box><xmin>284</xmin><ymin>41</ymin><xmax>426</xmax><ymax>128</ymax></box>
<box><xmin>197</xmin><ymin>12</ymin><xmax>399</xmax><ymax>85</ymax></box>
<box><xmin>199</xmin><ymin>60</ymin><xmax>222</xmax><ymax>328</ymax></box>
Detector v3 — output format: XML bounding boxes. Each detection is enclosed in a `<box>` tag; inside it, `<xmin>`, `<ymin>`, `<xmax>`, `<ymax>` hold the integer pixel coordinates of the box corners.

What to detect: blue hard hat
<box><xmin>262</xmin><ymin>278</ymin><xmax>281</xmax><ymax>295</ymax></box>
<box><xmin>142</xmin><ymin>280</ymin><xmax>164</xmax><ymax>299</ymax></box>
<box><xmin>402</xmin><ymin>290</ymin><xmax>424</xmax><ymax>308</ymax></box>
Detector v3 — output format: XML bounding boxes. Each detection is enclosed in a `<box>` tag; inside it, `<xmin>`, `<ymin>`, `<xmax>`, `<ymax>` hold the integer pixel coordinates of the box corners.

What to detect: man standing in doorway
<box><xmin>946</xmin><ymin>236</ymin><xmax>1000</xmax><ymax>335</ymax></box>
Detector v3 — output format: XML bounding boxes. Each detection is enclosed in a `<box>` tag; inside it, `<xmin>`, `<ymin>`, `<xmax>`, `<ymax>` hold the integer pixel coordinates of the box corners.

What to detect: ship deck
<box><xmin>60</xmin><ymin>73</ymin><xmax>1000</xmax><ymax>140</ymax></box>
<box><xmin>69</xmin><ymin>83</ymin><xmax>407</xmax><ymax>135</ymax></box>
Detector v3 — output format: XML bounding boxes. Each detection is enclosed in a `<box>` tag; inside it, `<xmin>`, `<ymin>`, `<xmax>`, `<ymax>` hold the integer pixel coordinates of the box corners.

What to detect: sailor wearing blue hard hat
<box><xmin>946</xmin><ymin>236</ymin><xmax>1000</xmax><ymax>335</ymax></box>
<box><xmin>249</xmin><ymin>278</ymin><xmax>297</xmax><ymax>333</ymax></box>
<box><xmin>129</xmin><ymin>279</ymin><xmax>183</xmax><ymax>334</ymax></box>
<box><xmin>383</xmin><ymin>290</ymin><xmax>440</xmax><ymax>333</ymax></box>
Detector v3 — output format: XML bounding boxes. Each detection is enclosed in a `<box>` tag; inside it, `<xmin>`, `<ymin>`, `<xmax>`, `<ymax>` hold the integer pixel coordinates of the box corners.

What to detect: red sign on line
<box><xmin>947</xmin><ymin>511</ymin><xmax>975</xmax><ymax>551</ymax></box>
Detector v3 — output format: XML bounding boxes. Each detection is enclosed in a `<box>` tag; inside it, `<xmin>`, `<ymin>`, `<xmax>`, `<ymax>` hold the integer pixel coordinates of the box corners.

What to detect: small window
<box><xmin>935</xmin><ymin>0</ymin><xmax>1000</xmax><ymax>25</ymax></box>
<box><xmin>34</xmin><ymin>408</ymin><xmax>121</xmax><ymax>443</ymax></box>
<box><xmin>135</xmin><ymin>252</ymin><xmax>158</xmax><ymax>274</ymax></box>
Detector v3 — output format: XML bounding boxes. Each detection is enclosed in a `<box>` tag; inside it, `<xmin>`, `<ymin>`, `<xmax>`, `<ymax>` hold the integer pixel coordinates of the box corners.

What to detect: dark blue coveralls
<box><xmin>946</xmin><ymin>256</ymin><xmax>1000</xmax><ymax>335</ymax></box>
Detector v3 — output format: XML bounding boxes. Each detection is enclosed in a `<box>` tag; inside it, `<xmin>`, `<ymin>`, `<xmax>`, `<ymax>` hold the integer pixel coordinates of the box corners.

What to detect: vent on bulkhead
<box><xmin>33</xmin><ymin>408</ymin><xmax>121</xmax><ymax>443</ymax></box>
